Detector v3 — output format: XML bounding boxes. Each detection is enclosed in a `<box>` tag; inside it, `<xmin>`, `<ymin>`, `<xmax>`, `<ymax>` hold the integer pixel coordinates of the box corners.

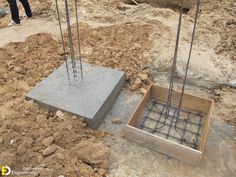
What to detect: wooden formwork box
<box><xmin>125</xmin><ymin>84</ymin><xmax>213</xmax><ymax>165</ymax></box>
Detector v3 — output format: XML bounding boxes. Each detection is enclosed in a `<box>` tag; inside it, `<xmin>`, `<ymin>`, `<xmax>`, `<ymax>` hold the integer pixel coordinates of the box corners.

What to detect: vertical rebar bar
<box><xmin>175</xmin><ymin>0</ymin><xmax>201</xmax><ymax>128</ymax></box>
<box><xmin>65</xmin><ymin>0</ymin><xmax>76</xmax><ymax>77</ymax></box>
<box><xmin>55</xmin><ymin>0</ymin><xmax>70</xmax><ymax>83</ymax></box>
<box><xmin>74</xmin><ymin>0</ymin><xmax>83</xmax><ymax>80</ymax></box>
<box><xmin>164</xmin><ymin>2</ymin><xmax>184</xmax><ymax>121</ymax></box>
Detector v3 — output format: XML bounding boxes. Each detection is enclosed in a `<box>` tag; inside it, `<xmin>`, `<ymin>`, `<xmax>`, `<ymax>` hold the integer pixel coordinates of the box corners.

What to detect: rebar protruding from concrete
<box><xmin>55</xmin><ymin>0</ymin><xmax>84</xmax><ymax>83</ymax></box>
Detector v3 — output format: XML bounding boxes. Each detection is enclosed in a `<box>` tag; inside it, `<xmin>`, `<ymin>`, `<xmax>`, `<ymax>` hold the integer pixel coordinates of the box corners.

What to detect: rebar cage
<box><xmin>137</xmin><ymin>99</ymin><xmax>204</xmax><ymax>150</ymax></box>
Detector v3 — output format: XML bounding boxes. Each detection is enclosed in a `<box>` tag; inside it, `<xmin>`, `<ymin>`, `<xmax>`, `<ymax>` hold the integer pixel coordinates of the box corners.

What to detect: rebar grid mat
<box><xmin>137</xmin><ymin>99</ymin><xmax>204</xmax><ymax>150</ymax></box>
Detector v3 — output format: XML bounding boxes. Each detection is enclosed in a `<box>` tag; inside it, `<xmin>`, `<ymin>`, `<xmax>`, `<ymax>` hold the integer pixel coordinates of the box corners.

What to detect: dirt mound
<box><xmin>68</xmin><ymin>22</ymin><xmax>154</xmax><ymax>92</ymax></box>
<box><xmin>0</xmin><ymin>33</ymin><xmax>109</xmax><ymax>177</ymax></box>
<box><xmin>214</xmin><ymin>87</ymin><xmax>236</xmax><ymax>128</ymax></box>
<box><xmin>0</xmin><ymin>33</ymin><xmax>62</xmax><ymax>87</ymax></box>
<box><xmin>31</xmin><ymin>0</ymin><xmax>53</xmax><ymax>17</ymax></box>
<box><xmin>215</xmin><ymin>20</ymin><xmax>236</xmax><ymax>60</ymax></box>
<box><xmin>196</xmin><ymin>0</ymin><xmax>236</xmax><ymax>60</ymax></box>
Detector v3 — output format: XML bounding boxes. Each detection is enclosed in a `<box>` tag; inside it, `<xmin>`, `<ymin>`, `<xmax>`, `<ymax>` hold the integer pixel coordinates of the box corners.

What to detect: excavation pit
<box><xmin>125</xmin><ymin>84</ymin><xmax>213</xmax><ymax>165</ymax></box>
<box><xmin>26</xmin><ymin>62</ymin><xmax>125</xmax><ymax>128</ymax></box>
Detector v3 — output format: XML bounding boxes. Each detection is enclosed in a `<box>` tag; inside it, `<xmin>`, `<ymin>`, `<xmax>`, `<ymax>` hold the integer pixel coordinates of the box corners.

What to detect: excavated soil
<box><xmin>198</xmin><ymin>0</ymin><xmax>236</xmax><ymax>60</ymax></box>
<box><xmin>0</xmin><ymin>0</ymin><xmax>236</xmax><ymax>176</ymax></box>
<box><xmin>214</xmin><ymin>87</ymin><xmax>236</xmax><ymax>128</ymax></box>
<box><xmin>69</xmin><ymin>22</ymin><xmax>154</xmax><ymax>91</ymax></box>
<box><xmin>0</xmin><ymin>34</ymin><xmax>109</xmax><ymax>177</ymax></box>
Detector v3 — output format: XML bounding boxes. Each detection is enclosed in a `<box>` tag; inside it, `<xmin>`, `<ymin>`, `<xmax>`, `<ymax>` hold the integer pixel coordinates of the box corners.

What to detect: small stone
<box><xmin>17</xmin><ymin>144</ymin><xmax>27</xmax><ymax>155</ymax></box>
<box><xmin>140</xmin><ymin>88</ymin><xmax>147</xmax><ymax>95</ymax></box>
<box><xmin>42</xmin><ymin>136</ymin><xmax>54</xmax><ymax>147</ymax></box>
<box><xmin>85</xmin><ymin>130</ymin><xmax>93</xmax><ymax>134</ymax></box>
<box><xmin>36</xmin><ymin>114</ymin><xmax>47</xmax><ymax>123</ymax></box>
<box><xmin>74</xmin><ymin>139</ymin><xmax>108</xmax><ymax>165</ymax></box>
<box><xmin>71</xmin><ymin>115</ymin><xmax>77</xmax><ymax>119</ymax></box>
<box><xmin>133</xmin><ymin>43</ymin><xmax>142</xmax><ymax>50</ymax></box>
<box><xmin>0</xmin><ymin>137</ymin><xmax>4</xmax><ymax>144</ymax></box>
<box><xmin>78</xmin><ymin>121</ymin><xmax>87</xmax><ymax>128</ymax></box>
<box><xmin>138</xmin><ymin>73</ymin><xmax>148</xmax><ymax>80</ymax></box>
<box><xmin>56</xmin><ymin>152</ymin><xmax>65</xmax><ymax>160</ymax></box>
<box><xmin>79</xmin><ymin>117</ymin><xmax>85</xmax><ymax>122</ymax></box>
<box><xmin>98</xmin><ymin>168</ymin><xmax>106</xmax><ymax>176</ymax></box>
<box><xmin>53</xmin><ymin>131</ymin><xmax>63</xmax><ymax>141</ymax></box>
<box><xmin>228</xmin><ymin>80</ymin><xmax>236</xmax><ymax>88</ymax></box>
<box><xmin>93</xmin><ymin>173</ymin><xmax>101</xmax><ymax>177</ymax></box>
<box><xmin>21</xmin><ymin>132</ymin><xmax>26</xmax><ymax>136</ymax></box>
<box><xmin>131</xmin><ymin>84</ymin><xmax>138</xmax><ymax>91</ymax></box>
<box><xmin>17</xmin><ymin>137</ymin><xmax>33</xmax><ymax>155</ymax></box>
<box><xmin>112</xmin><ymin>117</ymin><xmax>122</xmax><ymax>124</ymax></box>
<box><xmin>134</xmin><ymin>78</ymin><xmax>142</xmax><ymax>86</ymax></box>
<box><xmin>14</xmin><ymin>67</ymin><xmax>23</xmax><ymax>74</ymax></box>
<box><xmin>56</xmin><ymin>110</ymin><xmax>65</xmax><ymax>120</ymax></box>
<box><xmin>78</xmin><ymin>163</ymin><xmax>93</xmax><ymax>176</ymax></box>
<box><xmin>37</xmin><ymin>155</ymin><xmax>44</xmax><ymax>163</ymax></box>
<box><xmin>39</xmin><ymin>164</ymin><xmax>47</xmax><ymax>168</ymax></box>
<box><xmin>53</xmin><ymin>131</ymin><xmax>60</xmax><ymax>138</ymax></box>
<box><xmin>10</xmin><ymin>139</ymin><xmax>16</xmax><ymax>145</ymax></box>
<box><xmin>142</xmin><ymin>69</ymin><xmax>150</xmax><ymax>74</ymax></box>
<box><xmin>43</xmin><ymin>145</ymin><xmax>57</xmax><ymax>156</ymax></box>
<box><xmin>49</xmin><ymin>112</ymin><xmax>54</xmax><ymax>117</ymax></box>
<box><xmin>94</xmin><ymin>131</ymin><xmax>106</xmax><ymax>138</ymax></box>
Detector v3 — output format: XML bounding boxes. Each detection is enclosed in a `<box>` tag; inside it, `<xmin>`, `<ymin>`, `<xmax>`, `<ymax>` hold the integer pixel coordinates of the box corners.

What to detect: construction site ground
<box><xmin>0</xmin><ymin>0</ymin><xmax>235</xmax><ymax>177</ymax></box>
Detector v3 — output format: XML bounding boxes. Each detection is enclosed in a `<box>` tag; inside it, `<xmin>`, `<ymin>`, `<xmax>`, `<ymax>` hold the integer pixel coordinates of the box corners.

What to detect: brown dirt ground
<box><xmin>214</xmin><ymin>87</ymin><xmax>236</xmax><ymax>128</ymax></box>
<box><xmin>0</xmin><ymin>0</ymin><xmax>235</xmax><ymax>176</ymax></box>
<box><xmin>199</xmin><ymin>0</ymin><xmax>236</xmax><ymax>60</ymax></box>
<box><xmin>0</xmin><ymin>34</ymin><xmax>109</xmax><ymax>177</ymax></box>
<box><xmin>70</xmin><ymin>22</ymin><xmax>154</xmax><ymax>91</ymax></box>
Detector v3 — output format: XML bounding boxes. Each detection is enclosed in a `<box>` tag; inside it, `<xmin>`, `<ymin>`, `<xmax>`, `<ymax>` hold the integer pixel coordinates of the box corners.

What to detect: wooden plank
<box><xmin>150</xmin><ymin>85</ymin><xmax>212</xmax><ymax>113</ymax></box>
<box><xmin>125</xmin><ymin>84</ymin><xmax>213</xmax><ymax>165</ymax></box>
<box><xmin>127</xmin><ymin>85</ymin><xmax>152</xmax><ymax>126</ymax></box>
<box><xmin>125</xmin><ymin>125</ymin><xmax>202</xmax><ymax>165</ymax></box>
<box><xmin>199</xmin><ymin>101</ymin><xmax>213</xmax><ymax>152</ymax></box>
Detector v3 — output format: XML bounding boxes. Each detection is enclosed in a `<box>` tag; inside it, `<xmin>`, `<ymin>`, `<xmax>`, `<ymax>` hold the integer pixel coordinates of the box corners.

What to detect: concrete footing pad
<box><xmin>26</xmin><ymin>62</ymin><xmax>125</xmax><ymax>128</ymax></box>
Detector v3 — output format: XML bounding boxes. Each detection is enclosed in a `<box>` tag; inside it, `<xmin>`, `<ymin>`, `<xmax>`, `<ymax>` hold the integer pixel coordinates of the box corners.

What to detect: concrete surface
<box><xmin>26</xmin><ymin>62</ymin><xmax>125</xmax><ymax>128</ymax></box>
<box><xmin>99</xmin><ymin>90</ymin><xmax>236</xmax><ymax>177</ymax></box>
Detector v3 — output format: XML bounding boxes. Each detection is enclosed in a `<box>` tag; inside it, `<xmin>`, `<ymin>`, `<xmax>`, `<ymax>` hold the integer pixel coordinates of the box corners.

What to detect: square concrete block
<box><xmin>26</xmin><ymin>62</ymin><xmax>125</xmax><ymax>128</ymax></box>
